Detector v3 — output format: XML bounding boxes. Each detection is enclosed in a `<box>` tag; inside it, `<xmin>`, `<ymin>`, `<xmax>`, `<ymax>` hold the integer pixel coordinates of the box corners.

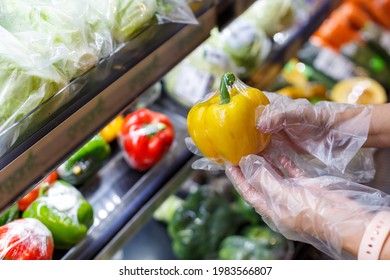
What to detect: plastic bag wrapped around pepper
<box><xmin>119</xmin><ymin>108</ymin><xmax>174</xmax><ymax>171</ymax></box>
<box><xmin>187</xmin><ymin>72</ymin><xmax>376</xmax><ymax>182</ymax></box>
<box><xmin>187</xmin><ymin>72</ymin><xmax>271</xmax><ymax>168</ymax></box>
<box><xmin>22</xmin><ymin>180</ymin><xmax>94</xmax><ymax>250</ymax></box>
<box><xmin>0</xmin><ymin>218</ymin><xmax>54</xmax><ymax>260</ymax></box>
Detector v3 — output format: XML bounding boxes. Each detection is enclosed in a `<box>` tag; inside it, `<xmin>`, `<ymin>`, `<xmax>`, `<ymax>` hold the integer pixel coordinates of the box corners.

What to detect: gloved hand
<box><xmin>226</xmin><ymin>154</ymin><xmax>390</xmax><ymax>260</ymax></box>
<box><xmin>256</xmin><ymin>92</ymin><xmax>374</xmax><ymax>179</ymax></box>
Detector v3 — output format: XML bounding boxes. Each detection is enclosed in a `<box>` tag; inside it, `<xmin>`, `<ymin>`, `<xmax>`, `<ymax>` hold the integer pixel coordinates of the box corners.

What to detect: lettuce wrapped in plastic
<box><xmin>208</xmin><ymin>22</ymin><xmax>270</xmax><ymax>79</ymax></box>
<box><xmin>241</xmin><ymin>0</ymin><xmax>295</xmax><ymax>37</ymax></box>
<box><xmin>164</xmin><ymin>39</ymin><xmax>239</xmax><ymax>107</ymax></box>
<box><xmin>0</xmin><ymin>26</ymin><xmax>68</xmax><ymax>136</ymax></box>
<box><xmin>93</xmin><ymin>0</ymin><xmax>197</xmax><ymax>43</ymax></box>
<box><xmin>0</xmin><ymin>0</ymin><xmax>114</xmax><ymax>80</ymax></box>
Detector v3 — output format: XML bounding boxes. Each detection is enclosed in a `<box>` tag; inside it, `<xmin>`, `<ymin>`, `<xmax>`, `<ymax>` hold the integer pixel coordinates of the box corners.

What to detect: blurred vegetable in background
<box><xmin>119</xmin><ymin>108</ymin><xmax>174</xmax><ymax>171</ymax></box>
<box><xmin>57</xmin><ymin>134</ymin><xmax>111</xmax><ymax>185</ymax></box>
<box><xmin>22</xmin><ymin>180</ymin><xmax>94</xmax><ymax>250</ymax></box>
<box><xmin>0</xmin><ymin>218</ymin><xmax>54</xmax><ymax>260</ymax></box>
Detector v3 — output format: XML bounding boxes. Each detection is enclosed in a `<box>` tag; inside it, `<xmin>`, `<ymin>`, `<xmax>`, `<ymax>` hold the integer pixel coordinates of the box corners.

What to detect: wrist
<box><xmin>358</xmin><ymin>211</ymin><xmax>390</xmax><ymax>260</ymax></box>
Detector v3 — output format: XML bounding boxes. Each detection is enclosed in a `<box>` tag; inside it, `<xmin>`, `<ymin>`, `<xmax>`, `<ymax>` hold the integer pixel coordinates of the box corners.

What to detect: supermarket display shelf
<box><xmin>59</xmin><ymin>99</ymin><xmax>193</xmax><ymax>260</ymax></box>
<box><xmin>0</xmin><ymin>1</ymin><xmax>217</xmax><ymax>213</ymax></box>
<box><xmin>0</xmin><ymin>0</ymin><xmax>343</xmax><ymax>261</ymax></box>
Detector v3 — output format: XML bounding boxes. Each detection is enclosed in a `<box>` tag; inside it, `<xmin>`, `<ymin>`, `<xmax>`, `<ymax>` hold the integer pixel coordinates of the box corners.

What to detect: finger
<box><xmin>278</xmin><ymin>155</ymin><xmax>308</xmax><ymax>179</ymax></box>
<box><xmin>225</xmin><ymin>166</ymin><xmax>270</xmax><ymax>215</ymax></box>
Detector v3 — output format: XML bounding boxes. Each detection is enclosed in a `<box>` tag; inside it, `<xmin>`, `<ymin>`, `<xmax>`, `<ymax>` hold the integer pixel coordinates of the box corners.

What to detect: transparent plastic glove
<box><xmin>258</xmin><ymin>92</ymin><xmax>374</xmax><ymax>178</ymax></box>
<box><xmin>226</xmin><ymin>154</ymin><xmax>390</xmax><ymax>260</ymax></box>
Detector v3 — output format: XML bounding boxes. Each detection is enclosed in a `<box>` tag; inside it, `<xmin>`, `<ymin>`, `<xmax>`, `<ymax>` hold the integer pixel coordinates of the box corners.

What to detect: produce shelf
<box><xmin>0</xmin><ymin>1</ymin><xmax>217</xmax><ymax>212</ymax></box>
<box><xmin>59</xmin><ymin>98</ymin><xmax>193</xmax><ymax>260</ymax></box>
<box><xmin>0</xmin><ymin>0</ymin><xmax>342</xmax><ymax>260</ymax></box>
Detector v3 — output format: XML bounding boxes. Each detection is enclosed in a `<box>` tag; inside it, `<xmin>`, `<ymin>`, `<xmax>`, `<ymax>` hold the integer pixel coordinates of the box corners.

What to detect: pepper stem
<box><xmin>220</xmin><ymin>72</ymin><xmax>236</xmax><ymax>105</ymax></box>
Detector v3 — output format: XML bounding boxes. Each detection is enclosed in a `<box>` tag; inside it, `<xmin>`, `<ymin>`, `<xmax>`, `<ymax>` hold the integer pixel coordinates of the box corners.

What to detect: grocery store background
<box><xmin>0</xmin><ymin>0</ymin><xmax>390</xmax><ymax>261</ymax></box>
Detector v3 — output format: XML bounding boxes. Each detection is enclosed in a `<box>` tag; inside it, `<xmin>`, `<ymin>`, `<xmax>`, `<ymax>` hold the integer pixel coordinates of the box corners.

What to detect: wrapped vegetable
<box><xmin>0</xmin><ymin>218</ymin><xmax>54</xmax><ymax>260</ymax></box>
<box><xmin>218</xmin><ymin>225</ymin><xmax>288</xmax><ymax>260</ymax></box>
<box><xmin>241</xmin><ymin>0</ymin><xmax>295</xmax><ymax>37</ymax></box>
<box><xmin>164</xmin><ymin>40</ymin><xmax>238</xmax><ymax>108</ymax></box>
<box><xmin>57</xmin><ymin>134</ymin><xmax>111</xmax><ymax>186</ymax></box>
<box><xmin>17</xmin><ymin>171</ymin><xmax>58</xmax><ymax>212</ymax></box>
<box><xmin>119</xmin><ymin>108</ymin><xmax>174</xmax><ymax>171</ymax></box>
<box><xmin>208</xmin><ymin>23</ymin><xmax>270</xmax><ymax>79</ymax></box>
<box><xmin>93</xmin><ymin>0</ymin><xmax>197</xmax><ymax>43</ymax></box>
<box><xmin>187</xmin><ymin>72</ymin><xmax>271</xmax><ymax>167</ymax></box>
<box><xmin>22</xmin><ymin>180</ymin><xmax>94</xmax><ymax>250</ymax></box>
<box><xmin>0</xmin><ymin>0</ymin><xmax>114</xmax><ymax>80</ymax></box>
<box><xmin>167</xmin><ymin>186</ymin><xmax>241</xmax><ymax>260</ymax></box>
<box><xmin>0</xmin><ymin>26</ymin><xmax>68</xmax><ymax>142</ymax></box>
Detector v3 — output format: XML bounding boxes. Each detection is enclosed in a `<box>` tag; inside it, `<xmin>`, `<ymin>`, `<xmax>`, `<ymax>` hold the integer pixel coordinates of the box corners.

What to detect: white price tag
<box><xmin>313</xmin><ymin>47</ymin><xmax>355</xmax><ymax>80</ymax></box>
<box><xmin>202</xmin><ymin>44</ymin><xmax>231</xmax><ymax>69</ymax></box>
<box><xmin>174</xmin><ymin>62</ymin><xmax>214</xmax><ymax>105</ymax></box>
<box><xmin>222</xmin><ymin>19</ymin><xmax>258</xmax><ymax>50</ymax></box>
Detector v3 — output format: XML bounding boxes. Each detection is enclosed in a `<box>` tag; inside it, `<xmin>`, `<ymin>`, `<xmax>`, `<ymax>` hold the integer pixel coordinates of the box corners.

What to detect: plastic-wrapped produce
<box><xmin>0</xmin><ymin>26</ymin><xmax>68</xmax><ymax>148</ymax></box>
<box><xmin>240</xmin><ymin>0</ymin><xmax>295</xmax><ymax>37</ymax></box>
<box><xmin>22</xmin><ymin>180</ymin><xmax>94</xmax><ymax>250</ymax></box>
<box><xmin>209</xmin><ymin>22</ymin><xmax>271</xmax><ymax>79</ymax></box>
<box><xmin>0</xmin><ymin>218</ymin><xmax>54</xmax><ymax>260</ymax></box>
<box><xmin>0</xmin><ymin>0</ymin><xmax>114</xmax><ymax>80</ymax></box>
<box><xmin>164</xmin><ymin>39</ymin><xmax>239</xmax><ymax>107</ymax></box>
<box><xmin>92</xmin><ymin>0</ymin><xmax>198</xmax><ymax>43</ymax></box>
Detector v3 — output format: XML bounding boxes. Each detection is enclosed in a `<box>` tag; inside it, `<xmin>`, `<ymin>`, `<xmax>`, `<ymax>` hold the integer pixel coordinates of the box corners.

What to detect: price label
<box><xmin>222</xmin><ymin>19</ymin><xmax>258</xmax><ymax>50</ymax></box>
<box><xmin>174</xmin><ymin>62</ymin><xmax>214</xmax><ymax>105</ymax></box>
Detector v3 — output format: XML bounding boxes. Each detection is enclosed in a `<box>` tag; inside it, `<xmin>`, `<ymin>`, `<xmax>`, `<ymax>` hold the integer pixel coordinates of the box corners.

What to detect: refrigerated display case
<box><xmin>0</xmin><ymin>0</ymin><xmax>346</xmax><ymax>260</ymax></box>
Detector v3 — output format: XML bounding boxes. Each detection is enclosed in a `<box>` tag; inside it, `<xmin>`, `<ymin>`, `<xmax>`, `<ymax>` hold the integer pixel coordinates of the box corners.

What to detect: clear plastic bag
<box><xmin>93</xmin><ymin>0</ymin><xmax>198</xmax><ymax>43</ymax></box>
<box><xmin>0</xmin><ymin>0</ymin><xmax>115</xmax><ymax>80</ymax></box>
<box><xmin>0</xmin><ymin>26</ymin><xmax>68</xmax><ymax>151</ymax></box>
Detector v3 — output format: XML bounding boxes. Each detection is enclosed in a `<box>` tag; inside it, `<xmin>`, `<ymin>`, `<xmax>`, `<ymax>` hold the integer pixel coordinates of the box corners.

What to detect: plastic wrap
<box><xmin>187</xmin><ymin>78</ymin><xmax>376</xmax><ymax>183</ymax></box>
<box><xmin>0</xmin><ymin>0</ymin><xmax>197</xmax><ymax>157</ymax></box>
<box><xmin>93</xmin><ymin>0</ymin><xmax>198</xmax><ymax>43</ymax></box>
<box><xmin>240</xmin><ymin>0</ymin><xmax>296</xmax><ymax>37</ymax></box>
<box><xmin>0</xmin><ymin>0</ymin><xmax>115</xmax><ymax>80</ymax></box>
<box><xmin>187</xmin><ymin>73</ymin><xmax>271</xmax><ymax>167</ymax></box>
<box><xmin>118</xmin><ymin>108</ymin><xmax>175</xmax><ymax>171</ymax></box>
<box><xmin>226</xmin><ymin>154</ymin><xmax>390</xmax><ymax>260</ymax></box>
<box><xmin>257</xmin><ymin>91</ymin><xmax>375</xmax><ymax>181</ymax></box>
<box><xmin>164</xmin><ymin>38</ymin><xmax>239</xmax><ymax>108</ymax></box>
<box><xmin>0</xmin><ymin>26</ymin><xmax>68</xmax><ymax>147</ymax></box>
<box><xmin>0</xmin><ymin>218</ymin><xmax>54</xmax><ymax>260</ymax></box>
<box><xmin>22</xmin><ymin>180</ymin><xmax>94</xmax><ymax>250</ymax></box>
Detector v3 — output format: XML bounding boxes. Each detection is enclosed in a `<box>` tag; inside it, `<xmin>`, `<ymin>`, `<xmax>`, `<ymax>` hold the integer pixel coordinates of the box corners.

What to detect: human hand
<box><xmin>226</xmin><ymin>154</ymin><xmax>390</xmax><ymax>259</ymax></box>
<box><xmin>257</xmin><ymin>92</ymin><xmax>373</xmax><ymax>175</ymax></box>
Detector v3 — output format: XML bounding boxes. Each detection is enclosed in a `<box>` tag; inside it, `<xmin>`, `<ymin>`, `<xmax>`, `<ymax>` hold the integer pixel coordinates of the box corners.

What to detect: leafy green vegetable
<box><xmin>241</xmin><ymin>0</ymin><xmax>295</xmax><ymax>37</ymax></box>
<box><xmin>0</xmin><ymin>27</ymin><xmax>67</xmax><ymax>133</ymax></box>
<box><xmin>0</xmin><ymin>0</ymin><xmax>111</xmax><ymax>79</ymax></box>
<box><xmin>111</xmin><ymin>0</ymin><xmax>158</xmax><ymax>42</ymax></box>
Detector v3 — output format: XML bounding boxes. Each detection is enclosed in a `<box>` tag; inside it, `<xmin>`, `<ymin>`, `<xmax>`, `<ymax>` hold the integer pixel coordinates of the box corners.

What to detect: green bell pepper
<box><xmin>57</xmin><ymin>134</ymin><xmax>111</xmax><ymax>185</ymax></box>
<box><xmin>22</xmin><ymin>180</ymin><xmax>94</xmax><ymax>250</ymax></box>
<box><xmin>0</xmin><ymin>204</ymin><xmax>19</xmax><ymax>226</ymax></box>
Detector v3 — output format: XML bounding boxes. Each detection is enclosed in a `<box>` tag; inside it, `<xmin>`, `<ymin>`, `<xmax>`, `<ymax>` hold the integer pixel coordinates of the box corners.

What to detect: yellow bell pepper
<box><xmin>187</xmin><ymin>72</ymin><xmax>271</xmax><ymax>165</ymax></box>
<box><xmin>99</xmin><ymin>115</ymin><xmax>124</xmax><ymax>143</ymax></box>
